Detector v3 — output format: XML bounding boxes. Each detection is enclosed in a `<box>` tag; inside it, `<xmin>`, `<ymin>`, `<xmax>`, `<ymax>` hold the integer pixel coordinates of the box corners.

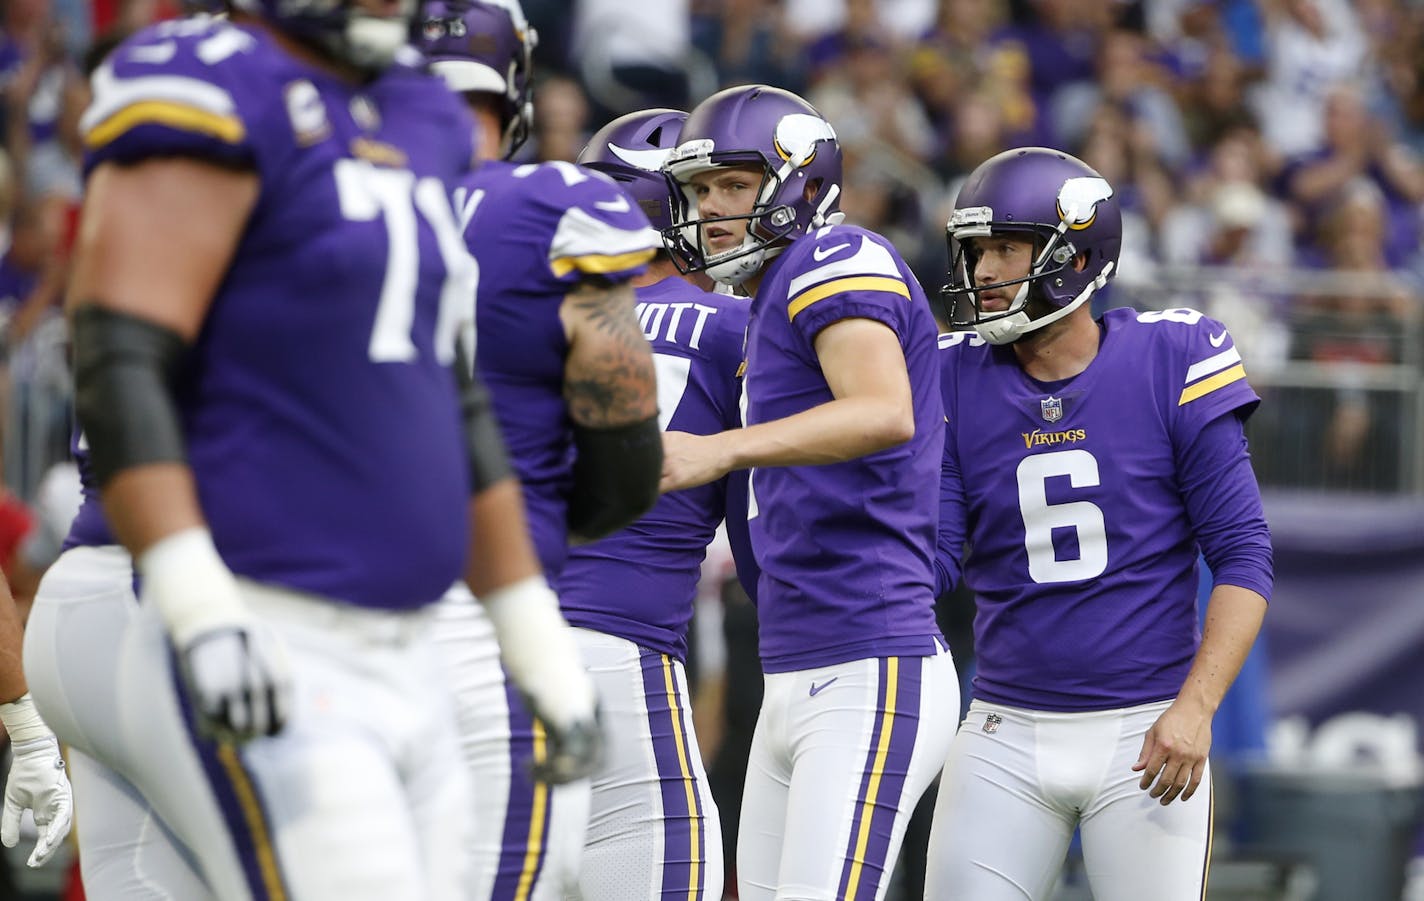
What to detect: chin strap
<box><xmin>974</xmin><ymin>261</ymin><xmax>1116</xmax><ymax>346</ymax></box>
<box><xmin>810</xmin><ymin>184</ymin><xmax>842</xmax><ymax>229</ymax></box>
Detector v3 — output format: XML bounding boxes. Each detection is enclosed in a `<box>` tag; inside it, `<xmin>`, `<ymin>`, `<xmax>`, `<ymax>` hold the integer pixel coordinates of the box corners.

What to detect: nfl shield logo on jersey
<box><xmin>983</xmin><ymin>713</ymin><xmax>1003</xmax><ymax>734</ymax></box>
<box><xmin>1040</xmin><ymin>396</ymin><xmax>1063</xmax><ymax>423</ymax></box>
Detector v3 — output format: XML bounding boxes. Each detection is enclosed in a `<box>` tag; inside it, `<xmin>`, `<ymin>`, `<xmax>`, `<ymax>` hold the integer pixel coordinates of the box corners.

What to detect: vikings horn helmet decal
<box><xmin>579</xmin><ymin>108</ymin><xmax>688</xmax><ymax>232</ymax></box>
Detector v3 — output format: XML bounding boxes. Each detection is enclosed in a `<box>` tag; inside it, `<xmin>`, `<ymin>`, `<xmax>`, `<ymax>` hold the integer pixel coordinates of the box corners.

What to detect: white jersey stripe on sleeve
<box><xmin>1183</xmin><ymin>347</ymin><xmax>1242</xmax><ymax>387</ymax></box>
<box><xmin>786</xmin><ymin>238</ymin><xmax>902</xmax><ymax>300</ymax></box>
<box><xmin>548</xmin><ymin>206</ymin><xmax>660</xmax><ymax>268</ymax></box>
<box><xmin>81</xmin><ymin>65</ymin><xmax>239</xmax><ymax>138</ymax></box>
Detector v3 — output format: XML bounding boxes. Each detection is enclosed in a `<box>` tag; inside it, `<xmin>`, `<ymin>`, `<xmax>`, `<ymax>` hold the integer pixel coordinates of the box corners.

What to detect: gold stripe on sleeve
<box><xmin>549</xmin><ymin>247</ymin><xmax>657</xmax><ymax>278</ymax></box>
<box><xmin>85</xmin><ymin>100</ymin><xmax>245</xmax><ymax>149</ymax></box>
<box><xmin>1178</xmin><ymin>364</ymin><xmax>1246</xmax><ymax>406</ymax></box>
<box><xmin>788</xmin><ymin>276</ymin><xmax>909</xmax><ymax>321</ymax></box>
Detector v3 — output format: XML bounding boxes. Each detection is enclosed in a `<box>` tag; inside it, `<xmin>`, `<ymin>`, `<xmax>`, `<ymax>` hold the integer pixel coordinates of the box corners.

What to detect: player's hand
<box><xmin>139</xmin><ymin>528</ymin><xmax>293</xmax><ymax>744</ymax></box>
<box><xmin>526</xmin><ymin>703</ymin><xmax>603</xmax><ymax>785</ymax></box>
<box><xmin>1132</xmin><ymin>699</ymin><xmax>1211</xmax><ymax>805</ymax></box>
<box><xmin>1</xmin><ymin>734</ymin><xmax>72</xmax><ymax>867</ymax></box>
<box><xmin>660</xmin><ymin>430</ymin><xmax>732</xmax><ymax>493</ymax></box>
<box><xmin>179</xmin><ymin>626</ymin><xmax>292</xmax><ymax>743</ymax></box>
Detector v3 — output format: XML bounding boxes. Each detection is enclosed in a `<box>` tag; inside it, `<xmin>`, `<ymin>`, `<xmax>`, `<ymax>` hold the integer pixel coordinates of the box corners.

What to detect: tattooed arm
<box><xmin>560</xmin><ymin>278</ymin><xmax>658</xmax><ymax>427</ymax></box>
<box><xmin>558</xmin><ymin>278</ymin><xmax>662</xmax><ymax>541</ymax></box>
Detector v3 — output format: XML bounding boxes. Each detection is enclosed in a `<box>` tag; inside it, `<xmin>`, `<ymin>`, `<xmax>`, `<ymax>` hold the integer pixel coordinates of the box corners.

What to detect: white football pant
<box><xmin>573</xmin><ymin>628</ymin><xmax>722</xmax><ymax>901</ymax></box>
<box><xmin>738</xmin><ymin>645</ymin><xmax>959</xmax><ymax>901</ymax></box>
<box><xmin>431</xmin><ymin>587</ymin><xmax>589</xmax><ymax>901</ymax></box>
<box><xmin>25</xmin><ymin>545</ymin><xmax>472</xmax><ymax>901</ymax></box>
<box><xmin>924</xmin><ymin>699</ymin><xmax>1213</xmax><ymax>901</ymax></box>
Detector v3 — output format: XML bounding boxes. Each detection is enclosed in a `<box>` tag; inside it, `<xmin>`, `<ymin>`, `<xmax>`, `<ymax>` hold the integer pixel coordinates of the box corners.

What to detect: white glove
<box><xmin>139</xmin><ymin>528</ymin><xmax>293</xmax><ymax>743</ymax></box>
<box><xmin>481</xmin><ymin>575</ymin><xmax>602</xmax><ymax>784</ymax></box>
<box><xmin>0</xmin><ymin>695</ymin><xmax>72</xmax><ymax>867</ymax></box>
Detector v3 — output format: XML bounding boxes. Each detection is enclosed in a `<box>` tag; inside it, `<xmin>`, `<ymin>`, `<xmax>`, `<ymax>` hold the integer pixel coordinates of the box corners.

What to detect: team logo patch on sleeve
<box><xmin>1179</xmin><ymin>345</ymin><xmax>1246</xmax><ymax>406</ymax></box>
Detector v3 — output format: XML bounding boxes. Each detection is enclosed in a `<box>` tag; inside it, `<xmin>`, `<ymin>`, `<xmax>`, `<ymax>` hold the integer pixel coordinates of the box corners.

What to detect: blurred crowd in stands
<box><xmin>1</xmin><ymin>0</ymin><xmax>1424</xmax><ymax>606</ymax></box>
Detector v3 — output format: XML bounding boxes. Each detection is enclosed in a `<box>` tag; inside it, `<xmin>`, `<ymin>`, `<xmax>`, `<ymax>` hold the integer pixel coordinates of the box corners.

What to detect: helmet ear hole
<box><xmin>803</xmin><ymin>177</ymin><xmax>823</xmax><ymax>204</ymax></box>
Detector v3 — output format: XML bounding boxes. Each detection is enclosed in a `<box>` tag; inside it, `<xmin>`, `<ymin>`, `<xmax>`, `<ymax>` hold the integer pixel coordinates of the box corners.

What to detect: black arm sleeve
<box><xmin>566</xmin><ymin>415</ymin><xmax>662</xmax><ymax>541</ymax></box>
<box><xmin>71</xmin><ymin>304</ymin><xmax>189</xmax><ymax>487</ymax></box>
<box><xmin>455</xmin><ymin>338</ymin><xmax>514</xmax><ymax>495</ymax></box>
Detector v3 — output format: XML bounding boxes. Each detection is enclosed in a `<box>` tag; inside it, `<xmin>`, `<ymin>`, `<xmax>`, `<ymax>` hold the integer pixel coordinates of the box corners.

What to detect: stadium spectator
<box><xmin>1282</xmin><ymin>83</ymin><xmax>1424</xmax><ymax>270</ymax></box>
<box><xmin>529</xmin><ymin>72</ymin><xmax>592</xmax><ymax>162</ymax></box>
<box><xmin>1053</xmin><ymin>29</ymin><xmax>1192</xmax><ymax>169</ymax></box>
<box><xmin>1253</xmin><ymin>0</ymin><xmax>1368</xmax><ymax>157</ymax></box>
<box><xmin>690</xmin><ymin>0</ymin><xmax>806</xmax><ymax>96</ymax></box>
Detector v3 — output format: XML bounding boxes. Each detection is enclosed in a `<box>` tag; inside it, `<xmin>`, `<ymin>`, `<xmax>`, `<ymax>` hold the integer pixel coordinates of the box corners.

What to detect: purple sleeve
<box><xmin>724</xmin><ymin>471</ymin><xmax>758</xmax><ymax>604</ymax></box>
<box><xmin>1179</xmin><ymin>411</ymin><xmax>1273</xmax><ymax>601</ymax></box>
<box><xmin>935</xmin><ymin>421</ymin><xmax>965</xmax><ymax>597</ymax></box>
<box><xmin>792</xmin><ymin>297</ymin><xmax>911</xmax><ymax>349</ymax></box>
<box><xmin>81</xmin><ymin>24</ymin><xmax>258</xmax><ymax>176</ymax></box>
<box><xmin>538</xmin><ymin>168</ymin><xmax>658</xmax><ymax>287</ymax></box>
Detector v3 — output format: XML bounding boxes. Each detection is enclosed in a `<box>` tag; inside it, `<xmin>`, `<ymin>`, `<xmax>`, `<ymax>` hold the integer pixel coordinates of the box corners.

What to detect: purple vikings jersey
<box><xmin>81</xmin><ymin>19</ymin><xmax>478</xmax><ymax>610</ymax></box>
<box><xmin>746</xmin><ymin>224</ymin><xmax>944</xmax><ymax>673</ymax></box>
<box><xmin>556</xmin><ymin>276</ymin><xmax>748</xmax><ymax>660</ymax></box>
<box><xmin>457</xmin><ymin>159</ymin><xmax>659</xmax><ymax>577</ymax></box>
<box><xmin>938</xmin><ymin>307</ymin><xmax>1273</xmax><ymax>711</ymax></box>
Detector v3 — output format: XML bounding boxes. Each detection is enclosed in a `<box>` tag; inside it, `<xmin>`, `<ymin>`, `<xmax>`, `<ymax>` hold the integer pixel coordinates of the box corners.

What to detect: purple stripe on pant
<box><xmin>639</xmin><ymin>649</ymin><xmax>707</xmax><ymax>900</ymax></box>
<box><xmin>171</xmin><ymin>652</ymin><xmax>289</xmax><ymax>901</ymax></box>
<box><xmin>491</xmin><ymin>681</ymin><xmax>551</xmax><ymax>900</ymax></box>
<box><xmin>837</xmin><ymin>656</ymin><xmax>924</xmax><ymax>901</ymax></box>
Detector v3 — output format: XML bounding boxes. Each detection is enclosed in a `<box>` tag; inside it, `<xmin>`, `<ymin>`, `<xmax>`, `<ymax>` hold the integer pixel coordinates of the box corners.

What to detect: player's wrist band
<box><xmin>0</xmin><ymin>693</ymin><xmax>53</xmax><ymax>745</ymax></box>
<box><xmin>138</xmin><ymin>527</ymin><xmax>252</xmax><ymax>646</ymax></box>
<box><xmin>481</xmin><ymin>575</ymin><xmax>594</xmax><ymax>728</ymax></box>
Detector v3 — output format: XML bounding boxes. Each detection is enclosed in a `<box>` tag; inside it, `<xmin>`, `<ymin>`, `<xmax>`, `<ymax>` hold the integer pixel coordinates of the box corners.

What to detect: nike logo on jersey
<box><xmin>1209</xmin><ymin>330</ymin><xmax>1228</xmax><ymax>347</ymax></box>
<box><xmin>594</xmin><ymin>194</ymin><xmax>630</xmax><ymax>213</ymax></box>
<box><xmin>809</xmin><ymin>677</ymin><xmax>838</xmax><ymax>697</ymax></box>
<box><xmin>812</xmin><ymin>243</ymin><xmax>851</xmax><ymax>261</ymax></box>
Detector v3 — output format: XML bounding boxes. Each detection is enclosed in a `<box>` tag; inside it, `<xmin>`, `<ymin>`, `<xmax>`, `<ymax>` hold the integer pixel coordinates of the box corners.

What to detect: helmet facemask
<box><xmin>941</xmin><ymin>210</ymin><xmax>1114</xmax><ymax>345</ymax></box>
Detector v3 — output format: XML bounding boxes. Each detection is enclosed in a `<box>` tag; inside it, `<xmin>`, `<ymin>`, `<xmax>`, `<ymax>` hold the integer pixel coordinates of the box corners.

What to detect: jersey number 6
<box><xmin>1016</xmin><ymin>449</ymin><xmax>1108</xmax><ymax>584</ymax></box>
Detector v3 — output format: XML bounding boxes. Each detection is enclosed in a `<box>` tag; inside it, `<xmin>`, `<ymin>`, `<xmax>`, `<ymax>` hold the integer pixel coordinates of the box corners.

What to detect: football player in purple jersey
<box><xmin>420</xmin><ymin>1</ymin><xmax>663</xmax><ymax>898</ymax></box>
<box><xmin>546</xmin><ymin>107</ymin><xmax>751</xmax><ymax>901</ymax></box>
<box><xmin>658</xmin><ymin>84</ymin><xmax>959</xmax><ymax>901</ymax></box>
<box><xmin>18</xmin><ymin>0</ymin><xmax>599</xmax><ymax>897</ymax></box>
<box><xmin>925</xmin><ymin>147</ymin><xmax>1272</xmax><ymax>901</ymax></box>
